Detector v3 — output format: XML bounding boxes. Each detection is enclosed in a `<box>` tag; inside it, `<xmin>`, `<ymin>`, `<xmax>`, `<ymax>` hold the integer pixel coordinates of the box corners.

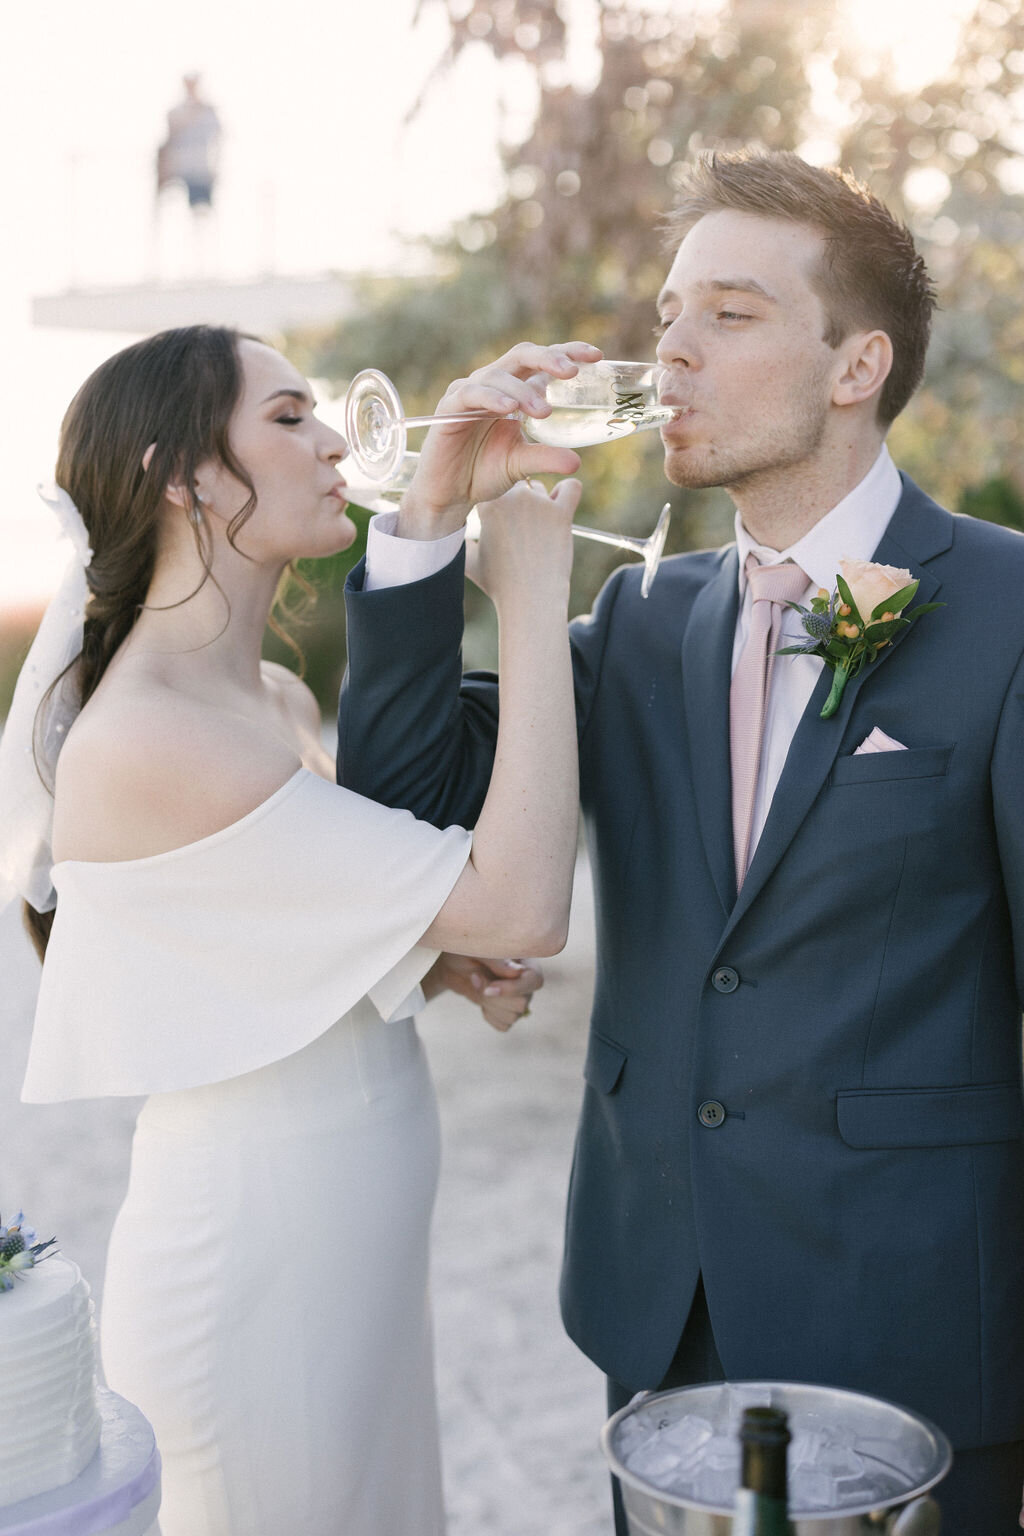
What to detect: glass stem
<box><xmin>403</xmin><ymin>410</ymin><xmax>507</xmax><ymax>429</ymax></box>
<box><xmin>571</xmin><ymin>523</ymin><xmax>644</xmax><ymax>555</ymax></box>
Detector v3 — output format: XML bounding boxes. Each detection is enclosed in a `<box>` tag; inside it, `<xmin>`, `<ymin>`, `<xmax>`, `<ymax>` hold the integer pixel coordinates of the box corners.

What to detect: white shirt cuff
<box><xmin>364</xmin><ymin>511</ymin><xmax>466</xmax><ymax>591</ymax></box>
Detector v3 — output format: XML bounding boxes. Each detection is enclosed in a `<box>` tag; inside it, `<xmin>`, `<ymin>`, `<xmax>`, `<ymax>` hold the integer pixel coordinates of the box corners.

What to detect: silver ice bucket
<box><xmin>602</xmin><ymin>1381</ymin><xmax>952</xmax><ymax>1535</ymax></box>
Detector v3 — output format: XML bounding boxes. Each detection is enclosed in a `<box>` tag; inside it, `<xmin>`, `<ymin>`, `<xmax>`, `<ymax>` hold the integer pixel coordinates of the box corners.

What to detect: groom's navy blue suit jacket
<box><xmin>339</xmin><ymin>477</ymin><xmax>1024</xmax><ymax>1450</ymax></box>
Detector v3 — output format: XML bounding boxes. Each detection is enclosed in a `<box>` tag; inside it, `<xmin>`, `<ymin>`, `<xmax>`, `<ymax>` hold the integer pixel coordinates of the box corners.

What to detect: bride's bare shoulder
<box><xmin>52</xmin><ymin>681</ymin><xmax>301</xmax><ymax>864</ymax></box>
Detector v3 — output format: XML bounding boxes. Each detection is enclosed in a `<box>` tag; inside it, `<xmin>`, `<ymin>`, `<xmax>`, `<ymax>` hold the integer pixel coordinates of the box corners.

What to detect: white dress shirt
<box><xmin>733</xmin><ymin>445</ymin><xmax>902</xmax><ymax>854</ymax></box>
<box><xmin>363</xmin><ymin>446</ymin><xmax>903</xmax><ymax>860</ymax></box>
<box><xmin>365</xmin><ymin>513</ymin><xmax>466</xmax><ymax>590</ymax></box>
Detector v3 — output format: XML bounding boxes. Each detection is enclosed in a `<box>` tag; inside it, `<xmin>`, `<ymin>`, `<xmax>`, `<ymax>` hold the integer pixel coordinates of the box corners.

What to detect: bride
<box><xmin>0</xmin><ymin>324</ymin><xmax>589</xmax><ymax>1536</ymax></box>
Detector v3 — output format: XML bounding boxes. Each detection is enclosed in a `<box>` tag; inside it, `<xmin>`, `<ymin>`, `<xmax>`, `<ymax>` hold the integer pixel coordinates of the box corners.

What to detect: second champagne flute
<box><xmin>343</xmin><ymin>451</ymin><xmax>672</xmax><ymax>599</ymax></box>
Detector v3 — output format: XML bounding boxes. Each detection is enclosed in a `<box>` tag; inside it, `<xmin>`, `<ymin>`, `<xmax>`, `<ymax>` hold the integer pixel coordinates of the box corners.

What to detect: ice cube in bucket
<box><xmin>601</xmin><ymin>1380</ymin><xmax>951</xmax><ymax>1536</ymax></box>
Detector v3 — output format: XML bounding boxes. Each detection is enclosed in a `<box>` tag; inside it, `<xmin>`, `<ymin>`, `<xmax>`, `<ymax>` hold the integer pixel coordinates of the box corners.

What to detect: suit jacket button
<box><xmin>711</xmin><ymin>966</ymin><xmax>740</xmax><ymax>993</ymax></box>
<box><xmin>698</xmin><ymin>1099</ymin><xmax>726</xmax><ymax>1128</ymax></box>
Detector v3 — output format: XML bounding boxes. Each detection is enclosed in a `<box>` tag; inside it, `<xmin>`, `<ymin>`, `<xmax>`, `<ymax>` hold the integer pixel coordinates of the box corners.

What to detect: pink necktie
<box><xmin>730</xmin><ymin>556</ymin><xmax>809</xmax><ymax>886</ymax></box>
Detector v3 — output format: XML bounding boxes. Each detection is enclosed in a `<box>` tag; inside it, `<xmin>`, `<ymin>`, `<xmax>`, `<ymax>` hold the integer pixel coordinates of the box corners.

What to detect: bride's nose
<box><xmin>321</xmin><ymin>424</ymin><xmax>348</xmax><ymax>462</ymax></box>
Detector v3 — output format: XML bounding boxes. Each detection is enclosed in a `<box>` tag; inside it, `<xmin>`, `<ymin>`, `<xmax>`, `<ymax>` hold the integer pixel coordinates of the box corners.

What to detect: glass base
<box><xmin>344</xmin><ymin>370</ymin><xmax>407</xmax><ymax>485</ymax></box>
<box><xmin>641</xmin><ymin>502</ymin><xmax>672</xmax><ymax>598</ymax></box>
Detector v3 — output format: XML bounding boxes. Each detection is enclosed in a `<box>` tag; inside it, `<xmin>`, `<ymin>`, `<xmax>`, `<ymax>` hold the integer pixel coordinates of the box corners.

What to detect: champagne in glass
<box><xmin>521</xmin><ymin>362</ymin><xmax>673</xmax><ymax>448</ymax></box>
<box><xmin>344</xmin><ymin>360</ymin><xmax>672</xmax><ymax>487</ymax></box>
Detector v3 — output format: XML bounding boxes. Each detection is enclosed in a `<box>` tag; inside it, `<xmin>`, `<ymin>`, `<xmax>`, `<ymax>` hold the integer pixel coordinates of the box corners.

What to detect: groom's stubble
<box><xmin>660</xmin><ymin>354</ymin><xmax>833</xmax><ymax>501</ymax></box>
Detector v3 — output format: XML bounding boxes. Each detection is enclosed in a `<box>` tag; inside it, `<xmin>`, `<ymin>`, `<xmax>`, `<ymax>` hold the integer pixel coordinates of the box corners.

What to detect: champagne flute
<box><xmin>344</xmin><ymin>450</ymin><xmax>673</xmax><ymax>599</ymax></box>
<box><xmin>344</xmin><ymin>360</ymin><xmax>672</xmax><ymax>488</ymax></box>
<box><xmin>340</xmin><ymin>449</ymin><xmax>420</xmax><ymax>515</ymax></box>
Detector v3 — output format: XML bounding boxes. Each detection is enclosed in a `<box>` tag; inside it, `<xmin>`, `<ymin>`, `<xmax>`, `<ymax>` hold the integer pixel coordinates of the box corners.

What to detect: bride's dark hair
<box><xmin>24</xmin><ymin>324</ymin><xmax>258</xmax><ymax>960</ymax></box>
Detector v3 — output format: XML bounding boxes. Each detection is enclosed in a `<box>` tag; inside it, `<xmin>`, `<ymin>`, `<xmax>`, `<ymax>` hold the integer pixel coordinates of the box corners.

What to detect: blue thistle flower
<box><xmin>802</xmin><ymin>610</ymin><xmax>834</xmax><ymax>644</ymax></box>
<box><xmin>0</xmin><ymin>1212</ymin><xmax>56</xmax><ymax>1291</ymax></box>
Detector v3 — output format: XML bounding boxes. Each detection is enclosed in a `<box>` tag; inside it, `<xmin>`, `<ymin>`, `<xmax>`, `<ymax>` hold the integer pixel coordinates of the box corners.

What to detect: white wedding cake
<box><xmin>0</xmin><ymin>1253</ymin><xmax>102</xmax><ymax>1506</ymax></box>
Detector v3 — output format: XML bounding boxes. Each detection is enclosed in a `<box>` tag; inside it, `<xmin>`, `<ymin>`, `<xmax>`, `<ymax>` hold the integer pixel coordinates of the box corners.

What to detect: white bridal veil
<box><xmin>0</xmin><ymin>485</ymin><xmax>92</xmax><ymax>915</ymax></box>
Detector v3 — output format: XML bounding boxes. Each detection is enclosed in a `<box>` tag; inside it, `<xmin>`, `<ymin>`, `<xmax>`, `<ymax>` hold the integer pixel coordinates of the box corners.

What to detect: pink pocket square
<box><xmin>854</xmin><ymin>727</ymin><xmax>907</xmax><ymax>755</ymax></box>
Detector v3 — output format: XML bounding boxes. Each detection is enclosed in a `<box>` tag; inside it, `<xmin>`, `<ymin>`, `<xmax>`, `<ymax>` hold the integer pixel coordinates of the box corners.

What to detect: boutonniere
<box><xmin>777</xmin><ymin>558</ymin><xmax>943</xmax><ymax>719</ymax></box>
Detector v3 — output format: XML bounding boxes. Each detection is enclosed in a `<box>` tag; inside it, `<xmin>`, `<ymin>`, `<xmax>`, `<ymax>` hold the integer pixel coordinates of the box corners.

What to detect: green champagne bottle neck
<box><xmin>731</xmin><ymin>1407</ymin><xmax>796</xmax><ymax>1535</ymax></box>
<box><xmin>731</xmin><ymin>1487</ymin><xmax>794</xmax><ymax>1535</ymax></box>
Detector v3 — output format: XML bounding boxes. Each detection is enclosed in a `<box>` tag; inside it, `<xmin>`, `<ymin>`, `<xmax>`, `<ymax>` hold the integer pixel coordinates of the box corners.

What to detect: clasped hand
<box><xmin>425</xmin><ymin>954</ymin><xmax>544</xmax><ymax>1032</ymax></box>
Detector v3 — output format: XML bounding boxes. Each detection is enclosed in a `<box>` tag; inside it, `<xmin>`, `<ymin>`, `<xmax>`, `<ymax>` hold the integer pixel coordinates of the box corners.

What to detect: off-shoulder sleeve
<box><xmin>22</xmin><ymin>772</ymin><xmax>472</xmax><ymax>1102</ymax></box>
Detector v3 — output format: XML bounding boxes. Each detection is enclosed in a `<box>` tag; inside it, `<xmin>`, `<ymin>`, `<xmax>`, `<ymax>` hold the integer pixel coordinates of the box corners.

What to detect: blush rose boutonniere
<box><xmin>777</xmin><ymin>558</ymin><xmax>943</xmax><ymax>719</ymax></box>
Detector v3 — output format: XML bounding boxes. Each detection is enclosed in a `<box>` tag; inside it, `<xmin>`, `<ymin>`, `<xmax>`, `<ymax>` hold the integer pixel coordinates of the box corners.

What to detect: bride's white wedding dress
<box><xmin>22</xmin><ymin>770</ymin><xmax>472</xmax><ymax>1536</ymax></box>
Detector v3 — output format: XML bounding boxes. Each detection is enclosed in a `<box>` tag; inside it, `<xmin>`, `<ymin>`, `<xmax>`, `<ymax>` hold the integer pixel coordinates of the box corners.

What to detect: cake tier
<box><xmin>0</xmin><ymin>1256</ymin><xmax>101</xmax><ymax>1507</ymax></box>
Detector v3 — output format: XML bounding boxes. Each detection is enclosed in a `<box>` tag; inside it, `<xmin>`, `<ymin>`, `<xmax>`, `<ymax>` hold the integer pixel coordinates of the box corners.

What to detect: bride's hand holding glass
<box><xmin>395</xmin><ymin>340</ymin><xmax>602</xmax><ymax>538</ymax></box>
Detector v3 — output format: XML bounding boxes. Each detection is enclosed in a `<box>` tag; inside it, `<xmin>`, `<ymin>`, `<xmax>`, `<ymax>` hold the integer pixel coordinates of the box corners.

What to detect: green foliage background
<box><xmin>7</xmin><ymin>0</ymin><xmax>1024</xmax><ymax>719</ymax></box>
<box><xmin>268</xmin><ymin>0</ymin><xmax>1024</xmax><ymax>707</ymax></box>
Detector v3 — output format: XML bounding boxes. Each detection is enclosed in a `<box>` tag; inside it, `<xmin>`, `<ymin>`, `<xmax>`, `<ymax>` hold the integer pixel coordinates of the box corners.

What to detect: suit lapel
<box><xmin>718</xmin><ymin>479</ymin><xmax>951</xmax><ymax>942</ymax></box>
<box><xmin>681</xmin><ymin>547</ymin><xmax>740</xmax><ymax>916</ymax></box>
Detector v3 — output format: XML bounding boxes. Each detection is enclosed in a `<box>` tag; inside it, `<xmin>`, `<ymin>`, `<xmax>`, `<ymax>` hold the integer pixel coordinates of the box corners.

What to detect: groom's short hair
<box><xmin>665</xmin><ymin>148</ymin><xmax>936</xmax><ymax>425</ymax></box>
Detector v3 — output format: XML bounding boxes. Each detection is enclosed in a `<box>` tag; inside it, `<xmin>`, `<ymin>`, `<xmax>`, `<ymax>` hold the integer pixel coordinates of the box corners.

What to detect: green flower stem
<box><xmin>820</xmin><ymin>665</ymin><xmax>850</xmax><ymax>719</ymax></box>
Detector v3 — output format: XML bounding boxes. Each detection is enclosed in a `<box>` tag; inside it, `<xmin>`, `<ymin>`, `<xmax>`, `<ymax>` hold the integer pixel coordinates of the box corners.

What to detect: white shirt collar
<box><xmin>735</xmin><ymin>445</ymin><xmax>903</xmax><ymax>599</ymax></box>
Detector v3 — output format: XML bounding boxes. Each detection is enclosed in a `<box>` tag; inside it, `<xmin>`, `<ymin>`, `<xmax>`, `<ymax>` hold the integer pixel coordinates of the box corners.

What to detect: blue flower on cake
<box><xmin>0</xmin><ymin>1211</ymin><xmax>57</xmax><ymax>1290</ymax></box>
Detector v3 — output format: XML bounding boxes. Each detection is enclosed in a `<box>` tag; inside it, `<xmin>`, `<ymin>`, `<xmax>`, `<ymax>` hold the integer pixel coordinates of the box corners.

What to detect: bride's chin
<box><xmin>294</xmin><ymin>521</ymin><xmax>359</xmax><ymax>562</ymax></box>
<box><xmin>325</xmin><ymin>523</ymin><xmax>359</xmax><ymax>557</ymax></box>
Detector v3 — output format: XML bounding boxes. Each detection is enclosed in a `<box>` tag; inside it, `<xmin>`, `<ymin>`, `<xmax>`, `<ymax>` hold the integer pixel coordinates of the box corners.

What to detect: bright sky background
<box><xmin>0</xmin><ymin>0</ymin><xmax>978</xmax><ymax>610</ymax></box>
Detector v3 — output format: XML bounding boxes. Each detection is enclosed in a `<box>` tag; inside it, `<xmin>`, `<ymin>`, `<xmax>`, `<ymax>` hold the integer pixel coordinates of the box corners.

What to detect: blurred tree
<box><xmin>289</xmin><ymin>0</ymin><xmax>838</xmax><ymax>684</ymax></box>
<box><xmin>958</xmin><ymin>474</ymin><xmax>1024</xmax><ymax>532</ymax></box>
<box><xmin>284</xmin><ymin>0</ymin><xmax>1024</xmax><ymax>707</ymax></box>
<box><xmin>0</xmin><ymin>616</ymin><xmax>36</xmax><ymax>724</ymax></box>
<box><xmin>826</xmin><ymin>0</ymin><xmax>1024</xmax><ymax>510</ymax></box>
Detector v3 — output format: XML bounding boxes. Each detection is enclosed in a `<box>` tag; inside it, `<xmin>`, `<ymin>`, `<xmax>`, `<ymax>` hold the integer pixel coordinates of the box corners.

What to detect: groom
<box><xmin>338</xmin><ymin>150</ymin><xmax>1024</xmax><ymax>1532</ymax></box>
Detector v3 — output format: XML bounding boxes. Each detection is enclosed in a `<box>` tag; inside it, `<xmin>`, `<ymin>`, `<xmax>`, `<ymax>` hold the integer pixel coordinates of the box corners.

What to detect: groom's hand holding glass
<box><xmin>396</xmin><ymin>339</ymin><xmax>603</xmax><ymax>538</ymax></box>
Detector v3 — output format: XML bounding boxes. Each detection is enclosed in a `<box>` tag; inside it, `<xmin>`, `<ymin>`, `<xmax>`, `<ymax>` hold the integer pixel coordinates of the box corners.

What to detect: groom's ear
<box><xmin>832</xmin><ymin>330</ymin><xmax>893</xmax><ymax>411</ymax></box>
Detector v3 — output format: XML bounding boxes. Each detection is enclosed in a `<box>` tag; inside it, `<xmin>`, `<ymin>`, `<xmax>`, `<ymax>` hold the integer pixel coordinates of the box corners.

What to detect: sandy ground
<box><xmin>0</xmin><ymin>857</ymin><xmax>611</xmax><ymax>1536</ymax></box>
